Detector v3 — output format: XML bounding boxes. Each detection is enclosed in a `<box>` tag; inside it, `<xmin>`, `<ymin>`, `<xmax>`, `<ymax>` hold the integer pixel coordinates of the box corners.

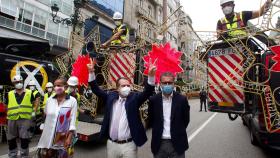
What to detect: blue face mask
<box><xmin>161</xmin><ymin>85</ymin><xmax>173</xmax><ymax>94</ymax></box>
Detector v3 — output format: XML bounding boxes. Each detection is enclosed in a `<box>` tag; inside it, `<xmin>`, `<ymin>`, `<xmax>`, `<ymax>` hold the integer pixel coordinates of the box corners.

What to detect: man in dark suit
<box><xmin>87</xmin><ymin>58</ymin><xmax>156</xmax><ymax>158</ymax></box>
<box><xmin>199</xmin><ymin>88</ymin><xmax>207</xmax><ymax>112</ymax></box>
<box><xmin>148</xmin><ymin>72</ymin><xmax>190</xmax><ymax>158</ymax></box>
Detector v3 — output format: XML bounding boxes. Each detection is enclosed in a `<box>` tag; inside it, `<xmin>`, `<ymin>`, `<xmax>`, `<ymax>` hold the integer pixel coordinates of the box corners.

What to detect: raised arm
<box><xmin>137</xmin><ymin>59</ymin><xmax>157</xmax><ymax>105</ymax></box>
<box><xmin>87</xmin><ymin>58</ymin><xmax>108</xmax><ymax>100</ymax></box>
<box><xmin>252</xmin><ymin>0</ymin><xmax>272</xmax><ymax>19</ymax></box>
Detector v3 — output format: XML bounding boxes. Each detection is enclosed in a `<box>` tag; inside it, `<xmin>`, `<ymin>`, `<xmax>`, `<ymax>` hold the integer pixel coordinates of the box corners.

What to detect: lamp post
<box><xmin>51</xmin><ymin>0</ymin><xmax>99</xmax><ymax>33</ymax></box>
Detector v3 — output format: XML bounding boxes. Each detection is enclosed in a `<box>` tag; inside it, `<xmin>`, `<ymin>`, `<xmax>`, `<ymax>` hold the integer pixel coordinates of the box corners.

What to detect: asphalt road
<box><xmin>1</xmin><ymin>99</ymin><xmax>280</xmax><ymax>158</ymax></box>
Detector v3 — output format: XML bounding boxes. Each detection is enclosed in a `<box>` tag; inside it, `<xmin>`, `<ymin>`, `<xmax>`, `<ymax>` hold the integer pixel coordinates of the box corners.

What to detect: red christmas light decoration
<box><xmin>143</xmin><ymin>43</ymin><xmax>184</xmax><ymax>83</ymax></box>
<box><xmin>71</xmin><ymin>54</ymin><xmax>91</xmax><ymax>86</ymax></box>
<box><xmin>270</xmin><ymin>45</ymin><xmax>280</xmax><ymax>72</ymax></box>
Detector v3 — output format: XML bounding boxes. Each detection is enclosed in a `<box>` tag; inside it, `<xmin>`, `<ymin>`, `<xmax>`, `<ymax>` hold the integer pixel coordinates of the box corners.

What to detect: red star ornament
<box><xmin>71</xmin><ymin>54</ymin><xmax>91</xmax><ymax>86</ymax></box>
<box><xmin>270</xmin><ymin>45</ymin><xmax>280</xmax><ymax>72</ymax></box>
<box><xmin>143</xmin><ymin>43</ymin><xmax>184</xmax><ymax>83</ymax></box>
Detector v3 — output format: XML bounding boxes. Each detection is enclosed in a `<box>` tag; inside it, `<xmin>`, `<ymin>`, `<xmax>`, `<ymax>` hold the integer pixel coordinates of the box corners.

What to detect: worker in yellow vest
<box><xmin>27</xmin><ymin>80</ymin><xmax>41</xmax><ymax>114</ymax></box>
<box><xmin>67</xmin><ymin>76</ymin><xmax>91</xmax><ymax>117</ymax></box>
<box><xmin>217</xmin><ymin>0</ymin><xmax>272</xmax><ymax>39</ymax></box>
<box><xmin>6</xmin><ymin>75</ymin><xmax>38</xmax><ymax>158</ymax></box>
<box><xmin>27</xmin><ymin>80</ymin><xmax>42</xmax><ymax>135</ymax></box>
<box><xmin>101</xmin><ymin>11</ymin><xmax>129</xmax><ymax>48</ymax></box>
<box><xmin>42</xmin><ymin>82</ymin><xmax>55</xmax><ymax>110</ymax></box>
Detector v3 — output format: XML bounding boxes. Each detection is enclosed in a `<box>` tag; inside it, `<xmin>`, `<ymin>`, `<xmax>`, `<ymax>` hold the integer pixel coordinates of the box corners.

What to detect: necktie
<box><xmin>110</xmin><ymin>98</ymin><xmax>125</xmax><ymax>140</ymax></box>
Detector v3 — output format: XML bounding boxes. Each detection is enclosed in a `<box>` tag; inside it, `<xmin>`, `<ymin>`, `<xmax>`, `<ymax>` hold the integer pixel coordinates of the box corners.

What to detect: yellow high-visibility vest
<box><xmin>42</xmin><ymin>92</ymin><xmax>55</xmax><ymax>110</ymax></box>
<box><xmin>220</xmin><ymin>12</ymin><xmax>247</xmax><ymax>38</ymax></box>
<box><xmin>111</xmin><ymin>24</ymin><xmax>129</xmax><ymax>45</ymax></box>
<box><xmin>7</xmin><ymin>90</ymin><xmax>33</xmax><ymax>120</ymax></box>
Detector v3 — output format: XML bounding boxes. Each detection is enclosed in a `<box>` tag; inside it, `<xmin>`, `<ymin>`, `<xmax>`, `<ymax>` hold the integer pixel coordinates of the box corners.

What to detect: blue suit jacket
<box><xmin>148</xmin><ymin>92</ymin><xmax>190</xmax><ymax>155</ymax></box>
<box><xmin>89</xmin><ymin>80</ymin><xmax>154</xmax><ymax>147</ymax></box>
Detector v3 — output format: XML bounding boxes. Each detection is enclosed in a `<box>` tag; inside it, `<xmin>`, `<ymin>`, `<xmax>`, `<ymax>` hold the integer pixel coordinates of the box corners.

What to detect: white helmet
<box><xmin>46</xmin><ymin>82</ymin><xmax>54</xmax><ymax>88</ymax></box>
<box><xmin>113</xmin><ymin>12</ymin><xmax>123</xmax><ymax>20</ymax></box>
<box><xmin>12</xmin><ymin>75</ymin><xmax>23</xmax><ymax>82</ymax></box>
<box><xmin>28</xmin><ymin>80</ymin><xmax>36</xmax><ymax>86</ymax></box>
<box><xmin>220</xmin><ymin>0</ymin><xmax>234</xmax><ymax>5</ymax></box>
<box><xmin>67</xmin><ymin>76</ymin><xmax>79</xmax><ymax>86</ymax></box>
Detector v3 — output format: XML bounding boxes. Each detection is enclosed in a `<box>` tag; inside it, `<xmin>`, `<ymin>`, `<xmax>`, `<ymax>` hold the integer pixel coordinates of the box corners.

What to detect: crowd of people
<box><xmin>3</xmin><ymin>0</ymin><xmax>273</xmax><ymax>157</ymax></box>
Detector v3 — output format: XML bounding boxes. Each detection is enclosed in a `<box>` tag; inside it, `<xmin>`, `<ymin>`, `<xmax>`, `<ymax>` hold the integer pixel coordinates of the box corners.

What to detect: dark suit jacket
<box><xmin>89</xmin><ymin>80</ymin><xmax>154</xmax><ymax>147</ymax></box>
<box><xmin>148</xmin><ymin>92</ymin><xmax>190</xmax><ymax>155</ymax></box>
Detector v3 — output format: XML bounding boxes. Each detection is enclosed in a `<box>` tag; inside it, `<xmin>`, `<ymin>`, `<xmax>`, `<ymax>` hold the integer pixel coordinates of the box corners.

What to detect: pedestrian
<box><xmin>27</xmin><ymin>80</ymin><xmax>42</xmax><ymax>135</ymax></box>
<box><xmin>87</xmin><ymin>58</ymin><xmax>156</xmax><ymax>158</ymax></box>
<box><xmin>217</xmin><ymin>0</ymin><xmax>272</xmax><ymax>39</ymax></box>
<box><xmin>42</xmin><ymin>82</ymin><xmax>55</xmax><ymax>111</ymax></box>
<box><xmin>6</xmin><ymin>75</ymin><xmax>38</xmax><ymax>158</ymax></box>
<box><xmin>199</xmin><ymin>88</ymin><xmax>207</xmax><ymax>112</ymax></box>
<box><xmin>148</xmin><ymin>72</ymin><xmax>190</xmax><ymax>158</ymax></box>
<box><xmin>67</xmin><ymin>76</ymin><xmax>91</xmax><ymax>116</ymax></box>
<box><xmin>37</xmin><ymin>77</ymin><xmax>77</xmax><ymax>158</ymax></box>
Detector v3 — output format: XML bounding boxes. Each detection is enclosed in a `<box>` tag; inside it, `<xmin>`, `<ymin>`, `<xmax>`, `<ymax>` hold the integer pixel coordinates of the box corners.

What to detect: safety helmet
<box><xmin>67</xmin><ymin>76</ymin><xmax>79</xmax><ymax>86</ymax></box>
<box><xmin>46</xmin><ymin>82</ymin><xmax>54</xmax><ymax>88</ymax></box>
<box><xmin>12</xmin><ymin>75</ymin><xmax>23</xmax><ymax>82</ymax></box>
<box><xmin>28</xmin><ymin>80</ymin><xmax>36</xmax><ymax>86</ymax></box>
<box><xmin>220</xmin><ymin>0</ymin><xmax>234</xmax><ymax>5</ymax></box>
<box><xmin>113</xmin><ymin>12</ymin><xmax>123</xmax><ymax>20</ymax></box>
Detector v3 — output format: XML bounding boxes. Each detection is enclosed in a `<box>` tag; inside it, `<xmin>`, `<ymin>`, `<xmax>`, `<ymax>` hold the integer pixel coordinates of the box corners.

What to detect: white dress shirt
<box><xmin>37</xmin><ymin>95</ymin><xmax>77</xmax><ymax>149</ymax></box>
<box><xmin>109</xmin><ymin>97</ymin><xmax>131</xmax><ymax>140</ymax></box>
<box><xmin>162</xmin><ymin>93</ymin><xmax>173</xmax><ymax>139</ymax></box>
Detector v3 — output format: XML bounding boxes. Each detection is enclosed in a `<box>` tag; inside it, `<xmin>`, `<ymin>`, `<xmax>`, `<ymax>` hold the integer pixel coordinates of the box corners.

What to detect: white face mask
<box><xmin>222</xmin><ymin>6</ymin><xmax>233</xmax><ymax>15</ymax></box>
<box><xmin>15</xmin><ymin>83</ymin><xmax>23</xmax><ymax>89</ymax></box>
<box><xmin>115</xmin><ymin>21</ymin><xmax>122</xmax><ymax>26</ymax></box>
<box><xmin>47</xmin><ymin>88</ymin><xmax>53</xmax><ymax>93</ymax></box>
<box><xmin>119</xmin><ymin>86</ymin><xmax>131</xmax><ymax>97</ymax></box>
<box><xmin>29</xmin><ymin>86</ymin><xmax>35</xmax><ymax>91</ymax></box>
<box><xmin>68</xmin><ymin>87</ymin><xmax>75</xmax><ymax>93</ymax></box>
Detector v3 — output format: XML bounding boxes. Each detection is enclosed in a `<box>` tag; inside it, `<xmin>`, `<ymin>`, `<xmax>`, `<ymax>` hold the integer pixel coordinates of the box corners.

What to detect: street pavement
<box><xmin>1</xmin><ymin>99</ymin><xmax>280</xmax><ymax>158</ymax></box>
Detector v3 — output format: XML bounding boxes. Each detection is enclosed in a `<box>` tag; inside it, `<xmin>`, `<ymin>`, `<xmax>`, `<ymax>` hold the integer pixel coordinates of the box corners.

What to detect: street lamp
<box><xmin>50</xmin><ymin>0</ymin><xmax>99</xmax><ymax>32</ymax></box>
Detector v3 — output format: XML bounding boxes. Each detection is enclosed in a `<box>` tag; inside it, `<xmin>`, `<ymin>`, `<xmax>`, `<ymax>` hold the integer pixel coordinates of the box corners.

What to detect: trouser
<box><xmin>154</xmin><ymin>139</ymin><xmax>185</xmax><ymax>158</ymax></box>
<box><xmin>7</xmin><ymin>119</ymin><xmax>31</xmax><ymax>158</ymax></box>
<box><xmin>107</xmin><ymin>139</ymin><xmax>137</xmax><ymax>158</ymax></box>
<box><xmin>200</xmin><ymin>99</ymin><xmax>207</xmax><ymax>111</ymax></box>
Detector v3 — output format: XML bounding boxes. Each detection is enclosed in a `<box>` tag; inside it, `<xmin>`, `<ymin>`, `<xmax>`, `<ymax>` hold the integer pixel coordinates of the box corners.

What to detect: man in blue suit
<box><xmin>148</xmin><ymin>72</ymin><xmax>190</xmax><ymax>158</ymax></box>
<box><xmin>87</xmin><ymin>58</ymin><xmax>156</xmax><ymax>158</ymax></box>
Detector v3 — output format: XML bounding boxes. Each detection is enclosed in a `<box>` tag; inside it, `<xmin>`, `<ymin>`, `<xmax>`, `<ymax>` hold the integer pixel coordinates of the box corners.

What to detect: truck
<box><xmin>0</xmin><ymin>37</ymin><xmax>61</xmax><ymax>142</ymax></box>
<box><xmin>203</xmin><ymin>36</ymin><xmax>280</xmax><ymax>149</ymax></box>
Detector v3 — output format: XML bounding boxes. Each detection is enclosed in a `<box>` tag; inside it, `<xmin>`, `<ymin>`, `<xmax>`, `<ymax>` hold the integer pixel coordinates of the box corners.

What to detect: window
<box><xmin>158</xmin><ymin>9</ymin><xmax>162</xmax><ymax>23</ymax></box>
<box><xmin>1</xmin><ymin>0</ymin><xmax>17</xmax><ymax>17</ymax></box>
<box><xmin>22</xmin><ymin>10</ymin><xmax>32</xmax><ymax>25</ymax></box>
<box><xmin>48</xmin><ymin>17</ymin><xmax>59</xmax><ymax>34</ymax></box>
<box><xmin>137</xmin><ymin>20</ymin><xmax>141</xmax><ymax>32</ymax></box>
<box><xmin>148</xmin><ymin>28</ymin><xmax>152</xmax><ymax>38</ymax></box>
<box><xmin>34</xmin><ymin>9</ymin><xmax>48</xmax><ymax>29</ymax></box>
<box><xmin>59</xmin><ymin>24</ymin><xmax>69</xmax><ymax>38</ymax></box>
<box><xmin>148</xmin><ymin>6</ymin><xmax>152</xmax><ymax>17</ymax></box>
<box><xmin>139</xmin><ymin>0</ymin><xmax>143</xmax><ymax>7</ymax></box>
<box><xmin>61</xmin><ymin>0</ymin><xmax>73</xmax><ymax>16</ymax></box>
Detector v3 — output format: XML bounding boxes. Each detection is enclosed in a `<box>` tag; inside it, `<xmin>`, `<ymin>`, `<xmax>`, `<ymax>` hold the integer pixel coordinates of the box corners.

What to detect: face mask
<box><xmin>161</xmin><ymin>85</ymin><xmax>174</xmax><ymax>94</ymax></box>
<box><xmin>15</xmin><ymin>83</ymin><xmax>23</xmax><ymax>89</ymax></box>
<box><xmin>115</xmin><ymin>21</ymin><xmax>122</xmax><ymax>26</ymax></box>
<box><xmin>47</xmin><ymin>88</ymin><xmax>53</xmax><ymax>93</ymax></box>
<box><xmin>222</xmin><ymin>6</ymin><xmax>233</xmax><ymax>15</ymax></box>
<box><xmin>68</xmin><ymin>87</ymin><xmax>75</xmax><ymax>93</ymax></box>
<box><xmin>119</xmin><ymin>86</ymin><xmax>131</xmax><ymax>97</ymax></box>
<box><xmin>54</xmin><ymin>86</ymin><xmax>65</xmax><ymax>95</ymax></box>
<box><xmin>29</xmin><ymin>86</ymin><xmax>35</xmax><ymax>91</ymax></box>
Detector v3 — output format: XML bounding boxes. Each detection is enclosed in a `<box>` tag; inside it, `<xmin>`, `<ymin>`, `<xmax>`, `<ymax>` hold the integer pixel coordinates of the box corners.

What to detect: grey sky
<box><xmin>180</xmin><ymin>0</ymin><xmax>271</xmax><ymax>32</ymax></box>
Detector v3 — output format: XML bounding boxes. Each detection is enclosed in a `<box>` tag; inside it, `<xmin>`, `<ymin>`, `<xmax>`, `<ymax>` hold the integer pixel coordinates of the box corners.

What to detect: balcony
<box><xmin>136</xmin><ymin>5</ymin><xmax>157</xmax><ymax>25</ymax></box>
<box><xmin>0</xmin><ymin>15</ymin><xmax>69</xmax><ymax>48</ymax></box>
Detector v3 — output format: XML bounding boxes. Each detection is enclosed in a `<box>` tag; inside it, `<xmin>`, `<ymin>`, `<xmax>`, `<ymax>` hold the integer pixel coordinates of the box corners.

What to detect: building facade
<box><xmin>0</xmin><ymin>0</ymin><xmax>73</xmax><ymax>54</ymax></box>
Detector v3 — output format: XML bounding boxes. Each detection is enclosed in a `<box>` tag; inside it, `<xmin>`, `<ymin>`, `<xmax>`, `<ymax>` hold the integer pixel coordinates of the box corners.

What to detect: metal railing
<box><xmin>0</xmin><ymin>15</ymin><xmax>69</xmax><ymax>48</ymax></box>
